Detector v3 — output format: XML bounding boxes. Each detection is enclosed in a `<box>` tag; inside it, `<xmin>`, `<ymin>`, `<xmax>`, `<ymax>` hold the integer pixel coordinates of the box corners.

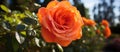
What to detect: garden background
<box><xmin>0</xmin><ymin>0</ymin><xmax>120</xmax><ymax>52</ymax></box>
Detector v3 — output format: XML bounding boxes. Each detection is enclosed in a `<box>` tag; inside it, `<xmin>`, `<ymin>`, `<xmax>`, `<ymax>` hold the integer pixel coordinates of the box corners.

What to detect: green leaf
<box><xmin>20</xmin><ymin>31</ymin><xmax>26</xmax><ymax>36</ymax></box>
<box><xmin>15</xmin><ymin>32</ymin><xmax>25</xmax><ymax>44</ymax></box>
<box><xmin>35</xmin><ymin>37</ymin><xmax>40</xmax><ymax>47</ymax></box>
<box><xmin>16</xmin><ymin>24</ymin><xmax>25</xmax><ymax>31</ymax></box>
<box><xmin>2</xmin><ymin>21</ymin><xmax>11</xmax><ymax>31</ymax></box>
<box><xmin>4</xmin><ymin>16</ymin><xmax>14</xmax><ymax>23</ymax></box>
<box><xmin>12</xmin><ymin>36</ymin><xmax>19</xmax><ymax>52</ymax></box>
<box><xmin>34</xmin><ymin>3</ymin><xmax>41</xmax><ymax>7</ymax></box>
<box><xmin>0</xmin><ymin>5</ymin><xmax>11</xmax><ymax>13</ymax></box>
<box><xmin>27</xmin><ymin>30</ymin><xmax>36</xmax><ymax>36</ymax></box>
<box><xmin>57</xmin><ymin>44</ymin><xmax>63</xmax><ymax>52</ymax></box>
<box><xmin>25</xmin><ymin>10</ymin><xmax>34</xmax><ymax>18</ymax></box>
<box><xmin>21</xmin><ymin>17</ymin><xmax>37</xmax><ymax>25</ymax></box>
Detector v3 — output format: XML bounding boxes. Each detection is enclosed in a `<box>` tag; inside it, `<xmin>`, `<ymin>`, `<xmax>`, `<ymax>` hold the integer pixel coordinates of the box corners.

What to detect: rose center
<box><xmin>53</xmin><ymin>8</ymin><xmax>75</xmax><ymax>30</ymax></box>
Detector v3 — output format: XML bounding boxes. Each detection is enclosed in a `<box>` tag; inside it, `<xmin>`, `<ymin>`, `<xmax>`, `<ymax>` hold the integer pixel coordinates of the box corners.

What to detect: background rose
<box><xmin>103</xmin><ymin>27</ymin><xmax>111</xmax><ymax>38</ymax></box>
<box><xmin>82</xmin><ymin>17</ymin><xmax>96</xmax><ymax>26</ymax></box>
<box><xmin>101</xmin><ymin>20</ymin><xmax>109</xmax><ymax>27</ymax></box>
<box><xmin>37</xmin><ymin>1</ymin><xmax>83</xmax><ymax>47</ymax></box>
<box><xmin>101</xmin><ymin>20</ymin><xmax>111</xmax><ymax>38</ymax></box>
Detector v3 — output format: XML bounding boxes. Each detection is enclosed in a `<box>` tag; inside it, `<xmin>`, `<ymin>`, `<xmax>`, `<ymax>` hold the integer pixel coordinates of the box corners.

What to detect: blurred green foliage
<box><xmin>63</xmin><ymin>25</ymin><xmax>106</xmax><ymax>52</ymax></box>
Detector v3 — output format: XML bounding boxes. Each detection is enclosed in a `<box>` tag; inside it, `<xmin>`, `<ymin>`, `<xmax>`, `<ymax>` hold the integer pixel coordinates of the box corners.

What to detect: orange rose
<box><xmin>82</xmin><ymin>17</ymin><xmax>96</xmax><ymax>26</ymax></box>
<box><xmin>101</xmin><ymin>20</ymin><xmax>111</xmax><ymax>38</ymax></box>
<box><xmin>37</xmin><ymin>1</ymin><xmax>83</xmax><ymax>47</ymax></box>
<box><xmin>101</xmin><ymin>20</ymin><xmax>109</xmax><ymax>27</ymax></box>
<box><xmin>103</xmin><ymin>27</ymin><xmax>111</xmax><ymax>38</ymax></box>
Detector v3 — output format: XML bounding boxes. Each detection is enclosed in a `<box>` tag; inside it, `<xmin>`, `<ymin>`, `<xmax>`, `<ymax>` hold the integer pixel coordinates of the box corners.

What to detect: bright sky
<box><xmin>81</xmin><ymin>0</ymin><xmax>120</xmax><ymax>20</ymax></box>
<box><xmin>81</xmin><ymin>0</ymin><xmax>120</xmax><ymax>24</ymax></box>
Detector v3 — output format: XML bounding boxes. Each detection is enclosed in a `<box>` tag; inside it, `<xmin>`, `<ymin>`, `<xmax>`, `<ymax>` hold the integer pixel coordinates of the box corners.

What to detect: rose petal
<box><xmin>38</xmin><ymin>7</ymin><xmax>53</xmax><ymax>31</ymax></box>
<box><xmin>104</xmin><ymin>27</ymin><xmax>111</xmax><ymax>38</ymax></box>
<box><xmin>55</xmin><ymin>37</ymin><xmax>72</xmax><ymax>47</ymax></box>
<box><xmin>46</xmin><ymin>1</ymin><xmax>58</xmax><ymax>9</ymax></box>
<box><xmin>68</xmin><ymin>29</ymin><xmax>82</xmax><ymax>40</ymax></box>
<box><xmin>41</xmin><ymin>27</ymin><xmax>55</xmax><ymax>42</ymax></box>
<box><xmin>42</xmin><ymin>27</ymin><xmax>72</xmax><ymax>47</ymax></box>
<box><xmin>58</xmin><ymin>1</ymin><xmax>71</xmax><ymax>8</ymax></box>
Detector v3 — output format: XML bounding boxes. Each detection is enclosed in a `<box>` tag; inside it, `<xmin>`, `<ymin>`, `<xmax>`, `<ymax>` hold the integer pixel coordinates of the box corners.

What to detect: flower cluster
<box><xmin>0</xmin><ymin>0</ymin><xmax>114</xmax><ymax>52</ymax></box>
<box><xmin>37</xmin><ymin>0</ymin><xmax>111</xmax><ymax>47</ymax></box>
